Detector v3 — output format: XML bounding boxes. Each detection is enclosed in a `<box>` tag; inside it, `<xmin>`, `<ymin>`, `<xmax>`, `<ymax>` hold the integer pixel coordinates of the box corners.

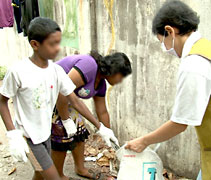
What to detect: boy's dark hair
<box><xmin>28</xmin><ymin>17</ymin><xmax>61</xmax><ymax>43</ymax></box>
<box><xmin>90</xmin><ymin>50</ymin><xmax>132</xmax><ymax>77</ymax></box>
<box><xmin>152</xmin><ymin>0</ymin><xmax>200</xmax><ymax>36</ymax></box>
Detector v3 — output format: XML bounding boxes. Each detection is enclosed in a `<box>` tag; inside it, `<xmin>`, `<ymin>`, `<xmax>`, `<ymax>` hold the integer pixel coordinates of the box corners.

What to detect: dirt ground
<box><xmin>0</xmin><ymin>143</ymin><xmax>101</xmax><ymax>180</ymax></box>
<box><xmin>0</xmin><ymin>119</ymin><xmax>106</xmax><ymax>180</ymax></box>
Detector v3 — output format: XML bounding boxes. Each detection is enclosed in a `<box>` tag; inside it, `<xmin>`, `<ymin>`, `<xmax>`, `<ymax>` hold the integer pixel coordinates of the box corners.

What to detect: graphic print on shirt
<box><xmin>32</xmin><ymin>84</ymin><xmax>46</xmax><ymax>109</ymax></box>
<box><xmin>78</xmin><ymin>88</ymin><xmax>90</xmax><ymax>97</ymax></box>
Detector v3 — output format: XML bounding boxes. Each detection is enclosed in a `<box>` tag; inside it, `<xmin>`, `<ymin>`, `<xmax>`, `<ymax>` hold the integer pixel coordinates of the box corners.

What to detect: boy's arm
<box><xmin>0</xmin><ymin>94</ymin><xmax>29</xmax><ymax>162</ymax></box>
<box><xmin>63</xmin><ymin>92</ymin><xmax>101</xmax><ymax>139</ymax></box>
<box><xmin>125</xmin><ymin>121</ymin><xmax>187</xmax><ymax>152</ymax></box>
<box><xmin>56</xmin><ymin>68</ymin><xmax>86</xmax><ymax>120</ymax></box>
<box><xmin>0</xmin><ymin>69</ymin><xmax>29</xmax><ymax>162</ymax></box>
<box><xmin>56</xmin><ymin>93</ymin><xmax>69</xmax><ymax>120</ymax></box>
<box><xmin>67</xmin><ymin>92</ymin><xmax>119</xmax><ymax>147</ymax></box>
<box><xmin>0</xmin><ymin>95</ymin><xmax>15</xmax><ymax>130</ymax></box>
<box><xmin>67</xmin><ymin>92</ymin><xmax>100</xmax><ymax>129</ymax></box>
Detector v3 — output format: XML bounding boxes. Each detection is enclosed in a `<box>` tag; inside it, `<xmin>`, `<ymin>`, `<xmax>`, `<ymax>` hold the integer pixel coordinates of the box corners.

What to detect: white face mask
<box><xmin>161</xmin><ymin>35</ymin><xmax>179</xmax><ymax>57</ymax></box>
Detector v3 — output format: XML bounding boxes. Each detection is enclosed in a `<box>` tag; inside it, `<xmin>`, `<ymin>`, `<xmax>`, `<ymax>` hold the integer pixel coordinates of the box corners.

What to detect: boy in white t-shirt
<box><xmin>0</xmin><ymin>17</ymin><xmax>117</xmax><ymax>180</ymax></box>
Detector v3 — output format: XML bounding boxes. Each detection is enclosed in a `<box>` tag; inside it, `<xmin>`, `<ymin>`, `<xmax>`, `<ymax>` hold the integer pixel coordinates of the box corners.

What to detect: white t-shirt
<box><xmin>0</xmin><ymin>59</ymin><xmax>76</xmax><ymax>144</ymax></box>
<box><xmin>171</xmin><ymin>31</ymin><xmax>211</xmax><ymax>126</ymax></box>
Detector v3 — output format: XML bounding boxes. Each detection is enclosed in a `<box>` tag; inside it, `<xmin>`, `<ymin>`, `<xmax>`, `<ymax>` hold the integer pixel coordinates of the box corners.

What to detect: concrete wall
<box><xmin>94</xmin><ymin>0</ymin><xmax>211</xmax><ymax>178</ymax></box>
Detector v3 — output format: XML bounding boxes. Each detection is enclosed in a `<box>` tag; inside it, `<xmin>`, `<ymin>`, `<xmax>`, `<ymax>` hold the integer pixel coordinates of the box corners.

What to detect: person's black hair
<box><xmin>90</xmin><ymin>50</ymin><xmax>132</xmax><ymax>77</ymax></box>
<box><xmin>152</xmin><ymin>0</ymin><xmax>200</xmax><ymax>36</ymax></box>
<box><xmin>28</xmin><ymin>17</ymin><xmax>61</xmax><ymax>43</ymax></box>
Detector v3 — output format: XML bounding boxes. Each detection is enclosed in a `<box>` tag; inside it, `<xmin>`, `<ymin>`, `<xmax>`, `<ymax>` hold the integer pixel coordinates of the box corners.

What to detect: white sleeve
<box><xmin>171</xmin><ymin>71</ymin><xmax>211</xmax><ymax>126</ymax></box>
<box><xmin>0</xmin><ymin>68</ymin><xmax>20</xmax><ymax>98</ymax></box>
<box><xmin>56</xmin><ymin>65</ymin><xmax>76</xmax><ymax>96</ymax></box>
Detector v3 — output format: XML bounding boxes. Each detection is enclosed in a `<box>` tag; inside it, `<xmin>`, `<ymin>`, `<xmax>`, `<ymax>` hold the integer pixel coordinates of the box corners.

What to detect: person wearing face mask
<box><xmin>125</xmin><ymin>1</ymin><xmax>211</xmax><ymax>179</ymax></box>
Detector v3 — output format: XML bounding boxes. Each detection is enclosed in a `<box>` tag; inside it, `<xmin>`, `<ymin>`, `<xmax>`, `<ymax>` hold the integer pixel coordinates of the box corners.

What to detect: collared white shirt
<box><xmin>171</xmin><ymin>31</ymin><xmax>211</xmax><ymax>126</ymax></box>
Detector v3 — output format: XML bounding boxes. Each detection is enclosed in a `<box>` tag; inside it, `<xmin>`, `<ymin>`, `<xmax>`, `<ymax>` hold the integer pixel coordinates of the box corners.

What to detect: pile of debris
<box><xmin>84</xmin><ymin>134</ymin><xmax>118</xmax><ymax>177</ymax></box>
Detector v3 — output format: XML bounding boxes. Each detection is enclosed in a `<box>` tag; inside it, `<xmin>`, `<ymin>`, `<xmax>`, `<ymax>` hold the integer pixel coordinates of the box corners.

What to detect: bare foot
<box><xmin>75</xmin><ymin>168</ymin><xmax>100</xmax><ymax>179</ymax></box>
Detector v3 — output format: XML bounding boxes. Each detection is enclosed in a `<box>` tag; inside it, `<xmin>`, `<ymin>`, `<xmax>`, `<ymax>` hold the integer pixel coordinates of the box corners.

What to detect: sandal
<box><xmin>77</xmin><ymin>169</ymin><xmax>102</xmax><ymax>180</ymax></box>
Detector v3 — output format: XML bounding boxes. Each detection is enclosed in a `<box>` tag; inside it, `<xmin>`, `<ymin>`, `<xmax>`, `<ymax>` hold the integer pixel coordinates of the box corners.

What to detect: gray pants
<box><xmin>26</xmin><ymin>136</ymin><xmax>53</xmax><ymax>171</ymax></box>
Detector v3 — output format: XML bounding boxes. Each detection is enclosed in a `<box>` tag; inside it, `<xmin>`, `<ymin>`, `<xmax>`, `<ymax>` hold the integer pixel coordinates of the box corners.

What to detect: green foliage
<box><xmin>0</xmin><ymin>66</ymin><xmax>7</xmax><ymax>80</ymax></box>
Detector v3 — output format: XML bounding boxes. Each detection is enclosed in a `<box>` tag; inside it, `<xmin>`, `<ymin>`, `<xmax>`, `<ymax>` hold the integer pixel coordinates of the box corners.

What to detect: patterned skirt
<box><xmin>51</xmin><ymin>106</ymin><xmax>90</xmax><ymax>151</ymax></box>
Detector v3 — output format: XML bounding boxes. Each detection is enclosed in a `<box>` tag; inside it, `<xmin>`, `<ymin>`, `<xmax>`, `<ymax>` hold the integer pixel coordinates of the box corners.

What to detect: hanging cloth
<box><xmin>0</xmin><ymin>0</ymin><xmax>14</xmax><ymax>28</ymax></box>
<box><xmin>12</xmin><ymin>0</ymin><xmax>22</xmax><ymax>33</ymax></box>
<box><xmin>20</xmin><ymin>0</ymin><xmax>40</xmax><ymax>36</ymax></box>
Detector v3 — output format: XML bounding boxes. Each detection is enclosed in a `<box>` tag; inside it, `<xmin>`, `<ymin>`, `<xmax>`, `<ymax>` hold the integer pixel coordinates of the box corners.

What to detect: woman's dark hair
<box><xmin>90</xmin><ymin>50</ymin><xmax>132</xmax><ymax>77</ymax></box>
<box><xmin>28</xmin><ymin>17</ymin><xmax>61</xmax><ymax>43</ymax></box>
<box><xmin>152</xmin><ymin>0</ymin><xmax>200</xmax><ymax>36</ymax></box>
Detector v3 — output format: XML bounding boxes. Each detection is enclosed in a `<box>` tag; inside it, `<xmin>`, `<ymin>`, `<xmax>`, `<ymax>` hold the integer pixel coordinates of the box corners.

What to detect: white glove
<box><xmin>97</xmin><ymin>122</ymin><xmax>119</xmax><ymax>147</ymax></box>
<box><xmin>62</xmin><ymin>117</ymin><xmax>77</xmax><ymax>138</ymax></box>
<box><xmin>6</xmin><ymin>130</ymin><xmax>29</xmax><ymax>162</ymax></box>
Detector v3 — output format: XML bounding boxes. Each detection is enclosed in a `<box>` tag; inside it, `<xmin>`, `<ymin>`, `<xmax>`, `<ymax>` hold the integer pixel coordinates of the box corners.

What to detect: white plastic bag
<box><xmin>116</xmin><ymin>145</ymin><xmax>164</xmax><ymax>180</ymax></box>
